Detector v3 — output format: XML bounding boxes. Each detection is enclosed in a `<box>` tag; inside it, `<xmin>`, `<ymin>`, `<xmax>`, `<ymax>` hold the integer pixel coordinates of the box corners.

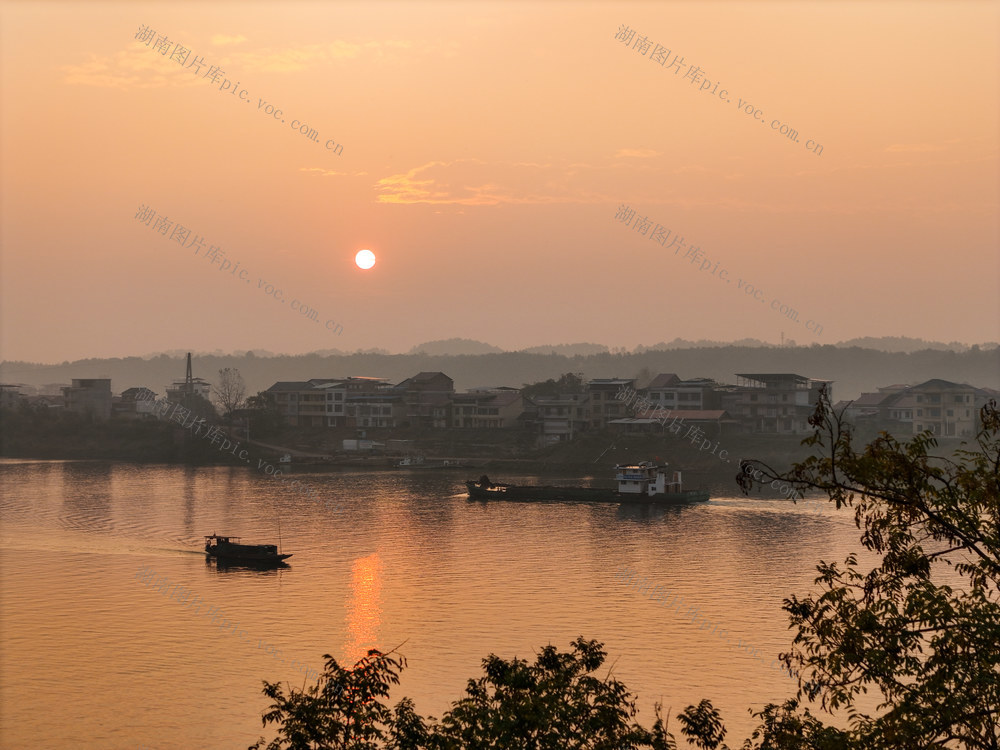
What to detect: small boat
<box><xmin>465</xmin><ymin>461</ymin><xmax>710</xmax><ymax>504</ymax></box>
<box><xmin>204</xmin><ymin>534</ymin><xmax>292</xmax><ymax>565</ymax></box>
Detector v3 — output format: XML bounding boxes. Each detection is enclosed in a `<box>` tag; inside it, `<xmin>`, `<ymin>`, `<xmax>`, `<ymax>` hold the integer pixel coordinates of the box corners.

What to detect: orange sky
<box><xmin>1</xmin><ymin>0</ymin><xmax>998</xmax><ymax>362</ymax></box>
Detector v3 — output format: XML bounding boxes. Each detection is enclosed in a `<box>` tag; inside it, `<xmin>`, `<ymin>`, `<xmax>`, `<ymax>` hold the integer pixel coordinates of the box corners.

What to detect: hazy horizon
<box><xmin>4</xmin><ymin>334</ymin><xmax>1000</xmax><ymax>368</ymax></box>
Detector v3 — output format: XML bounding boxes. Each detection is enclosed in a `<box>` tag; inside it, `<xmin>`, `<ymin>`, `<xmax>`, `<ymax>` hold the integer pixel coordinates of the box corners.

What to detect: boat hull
<box><xmin>207</xmin><ymin>550</ymin><xmax>293</xmax><ymax>563</ymax></box>
<box><xmin>466</xmin><ymin>482</ymin><xmax>709</xmax><ymax>504</ymax></box>
<box><xmin>204</xmin><ymin>536</ymin><xmax>292</xmax><ymax>566</ymax></box>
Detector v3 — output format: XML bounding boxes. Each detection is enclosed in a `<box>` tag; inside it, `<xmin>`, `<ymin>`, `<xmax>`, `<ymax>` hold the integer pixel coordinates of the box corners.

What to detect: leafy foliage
<box><xmin>739</xmin><ymin>388</ymin><xmax>1000</xmax><ymax>749</ymax></box>
<box><xmin>520</xmin><ymin>372</ymin><xmax>586</xmax><ymax>399</ymax></box>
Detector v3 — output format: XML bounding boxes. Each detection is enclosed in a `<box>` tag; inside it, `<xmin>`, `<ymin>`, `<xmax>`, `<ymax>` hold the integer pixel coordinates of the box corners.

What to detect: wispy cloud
<box><xmin>60</xmin><ymin>48</ymin><xmax>202</xmax><ymax>90</ymax></box>
<box><xmin>62</xmin><ymin>37</ymin><xmax>419</xmax><ymax>88</ymax></box>
<box><xmin>374</xmin><ymin>159</ymin><xmax>615</xmax><ymax>206</ymax></box>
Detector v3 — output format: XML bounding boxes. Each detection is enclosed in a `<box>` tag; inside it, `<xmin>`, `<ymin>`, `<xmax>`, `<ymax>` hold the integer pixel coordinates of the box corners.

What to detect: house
<box><xmin>266</xmin><ymin>377</ymin><xmax>391</xmax><ymax>428</ymax></box>
<box><xmin>451</xmin><ymin>388</ymin><xmax>525</xmax><ymax>429</ymax></box>
<box><xmin>906</xmin><ymin>379</ymin><xmax>986</xmax><ymax>437</ymax></box>
<box><xmin>113</xmin><ymin>387</ymin><xmax>158</xmax><ymax>418</ymax></box>
<box><xmin>718</xmin><ymin>373</ymin><xmax>832</xmax><ymax>434</ymax></box>
<box><xmin>528</xmin><ymin>393</ymin><xmax>590</xmax><ymax>445</ymax></box>
<box><xmin>394</xmin><ymin>372</ymin><xmax>454</xmax><ymax>429</ymax></box>
<box><xmin>587</xmin><ymin>378</ymin><xmax>636</xmax><ymax>429</ymax></box>
<box><xmin>836</xmin><ymin>379</ymin><xmax>992</xmax><ymax>438</ymax></box>
<box><xmin>165</xmin><ymin>377</ymin><xmax>211</xmax><ymax>401</ymax></box>
<box><xmin>62</xmin><ymin>378</ymin><xmax>112</xmax><ymax>420</ymax></box>
<box><xmin>346</xmin><ymin>391</ymin><xmax>404</xmax><ymax>428</ymax></box>
<box><xmin>643</xmin><ymin>374</ymin><xmax>719</xmax><ymax>411</ymax></box>
<box><xmin>0</xmin><ymin>384</ymin><xmax>23</xmax><ymax>410</ymax></box>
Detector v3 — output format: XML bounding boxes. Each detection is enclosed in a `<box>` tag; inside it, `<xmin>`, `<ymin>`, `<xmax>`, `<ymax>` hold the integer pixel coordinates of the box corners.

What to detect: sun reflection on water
<box><xmin>344</xmin><ymin>552</ymin><xmax>383</xmax><ymax>665</ymax></box>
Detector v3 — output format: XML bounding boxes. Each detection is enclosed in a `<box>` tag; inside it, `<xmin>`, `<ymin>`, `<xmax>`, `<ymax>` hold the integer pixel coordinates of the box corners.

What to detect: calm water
<box><xmin>0</xmin><ymin>458</ymin><xmax>861</xmax><ymax>748</ymax></box>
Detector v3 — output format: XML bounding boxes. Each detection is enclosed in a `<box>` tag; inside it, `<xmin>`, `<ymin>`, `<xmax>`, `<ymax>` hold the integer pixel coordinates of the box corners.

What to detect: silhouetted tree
<box><xmin>214</xmin><ymin>367</ymin><xmax>247</xmax><ymax>423</ymax></box>
<box><xmin>738</xmin><ymin>389</ymin><xmax>1000</xmax><ymax>749</ymax></box>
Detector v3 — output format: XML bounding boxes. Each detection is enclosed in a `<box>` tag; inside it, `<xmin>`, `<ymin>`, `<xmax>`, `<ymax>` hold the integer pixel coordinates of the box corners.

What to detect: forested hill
<box><xmin>3</xmin><ymin>345</ymin><xmax>998</xmax><ymax>402</ymax></box>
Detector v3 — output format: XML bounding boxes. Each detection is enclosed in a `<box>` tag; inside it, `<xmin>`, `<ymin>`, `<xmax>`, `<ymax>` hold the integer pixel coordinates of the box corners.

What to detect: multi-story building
<box><xmin>267</xmin><ymin>376</ymin><xmax>402</xmax><ymax>428</ymax></box>
<box><xmin>114</xmin><ymin>387</ymin><xmax>158</xmax><ymax>418</ymax></box>
<box><xmin>907</xmin><ymin>379</ymin><xmax>985</xmax><ymax>437</ymax></box>
<box><xmin>529</xmin><ymin>393</ymin><xmax>590</xmax><ymax>445</ymax></box>
<box><xmin>267</xmin><ymin>381</ymin><xmax>333</xmax><ymax>427</ymax></box>
<box><xmin>587</xmin><ymin>378</ymin><xmax>635</xmax><ymax>429</ymax></box>
<box><xmin>451</xmin><ymin>388</ymin><xmax>525</xmax><ymax>429</ymax></box>
<box><xmin>643</xmin><ymin>374</ymin><xmax>719</xmax><ymax>411</ymax></box>
<box><xmin>165</xmin><ymin>377</ymin><xmax>211</xmax><ymax>401</ymax></box>
<box><xmin>62</xmin><ymin>378</ymin><xmax>113</xmax><ymax>420</ymax></box>
<box><xmin>0</xmin><ymin>384</ymin><xmax>23</xmax><ymax>410</ymax></box>
<box><xmin>718</xmin><ymin>373</ymin><xmax>832</xmax><ymax>434</ymax></box>
<box><xmin>267</xmin><ymin>378</ymin><xmax>365</xmax><ymax>428</ymax></box>
<box><xmin>840</xmin><ymin>379</ymin><xmax>992</xmax><ymax>438</ymax></box>
<box><xmin>394</xmin><ymin>372</ymin><xmax>454</xmax><ymax>429</ymax></box>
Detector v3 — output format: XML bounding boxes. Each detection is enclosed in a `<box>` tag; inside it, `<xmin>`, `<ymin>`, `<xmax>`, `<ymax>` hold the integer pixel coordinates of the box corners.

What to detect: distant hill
<box><xmin>636</xmin><ymin>338</ymin><xmax>772</xmax><ymax>351</ymax></box>
<box><xmin>517</xmin><ymin>343</ymin><xmax>609</xmax><ymax>356</ymax></box>
<box><xmin>832</xmin><ymin>336</ymin><xmax>996</xmax><ymax>353</ymax></box>
<box><xmin>408</xmin><ymin>338</ymin><xmax>504</xmax><ymax>356</ymax></box>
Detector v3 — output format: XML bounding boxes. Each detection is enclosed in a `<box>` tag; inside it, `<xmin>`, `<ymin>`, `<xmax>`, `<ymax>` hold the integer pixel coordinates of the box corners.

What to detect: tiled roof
<box><xmin>266</xmin><ymin>381</ymin><xmax>314</xmax><ymax>392</ymax></box>
<box><xmin>646</xmin><ymin>373</ymin><xmax>681</xmax><ymax>388</ymax></box>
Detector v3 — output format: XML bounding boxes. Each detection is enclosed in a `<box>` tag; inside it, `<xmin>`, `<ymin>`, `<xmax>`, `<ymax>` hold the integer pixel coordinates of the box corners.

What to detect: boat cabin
<box><xmin>615</xmin><ymin>461</ymin><xmax>685</xmax><ymax>496</ymax></box>
<box><xmin>205</xmin><ymin>534</ymin><xmax>241</xmax><ymax>550</ymax></box>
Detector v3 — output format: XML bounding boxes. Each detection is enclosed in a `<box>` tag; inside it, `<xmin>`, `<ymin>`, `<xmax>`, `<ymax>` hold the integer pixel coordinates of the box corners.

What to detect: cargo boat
<box><xmin>204</xmin><ymin>534</ymin><xmax>292</xmax><ymax>565</ymax></box>
<box><xmin>465</xmin><ymin>461</ymin><xmax>710</xmax><ymax>503</ymax></box>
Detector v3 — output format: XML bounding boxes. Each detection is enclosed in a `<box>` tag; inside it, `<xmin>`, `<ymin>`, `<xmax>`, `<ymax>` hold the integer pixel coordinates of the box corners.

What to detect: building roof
<box><xmin>407</xmin><ymin>371</ymin><xmax>452</xmax><ymax>383</ymax></box>
<box><xmin>851</xmin><ymin>392</ymin><xmax>891</xmax><ymax>407</ymax></box>
<box><xmin>878</xmin><ymin>384</ymin><xmax>911</xmax><ymax>392</ymax></box>
<box><xmin>395</xmin><ymin>371</ymin><xmax>454</xmax><ymax>390</ymax></box>
<box><xmin>911</xmin><ymin>378</ymin><xmax>976</xmax><ymax>391</ymax></box>
<box><xmin>736</xmin><ymin>373</ymin><xmax>829</xmax><ymax>384</ymax></box>
<box><xmin>121</xmin><ymin>386</ymin><xmax>156</xmax><ymax>400</ymax></box>
<box><xmin>266</xmin><ymin>381</ymin><xmax>314</xmax><ymax>392</ymax></box>
<box><xmin>646</xmin><ymin>373</ymin><xmax>681</xmax><ymax>389</ymax></box>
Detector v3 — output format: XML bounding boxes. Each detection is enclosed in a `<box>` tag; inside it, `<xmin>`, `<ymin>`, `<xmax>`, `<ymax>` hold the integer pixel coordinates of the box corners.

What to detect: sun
<box><xmin>355</xmin><ymin>249</ymin><xmax>376</xmax><ymax>270</ymax></box>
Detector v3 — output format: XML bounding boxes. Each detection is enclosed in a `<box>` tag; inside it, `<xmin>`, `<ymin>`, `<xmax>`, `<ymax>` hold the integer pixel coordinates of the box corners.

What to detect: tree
<box><xmin>250</xmin><ymin>639</ymin><xmax>727</xmax><ymax>750</ymax></box>
<box><xmin>246</xmin><ymin>390</ymin><xmax>285</xmax><ymax>438</ymax></box>
<box><xmin>737</xmin><ymin>388</ymin><xmax>1000</xmax><ymax>749</ymax></box>
<box><xmin>431</xmin><ymin>637</ymin><xmax>671</xmax><ymax>749</ymax></box>
<box><xmin>521</xmin><ymin>372</ymin><xmax>586</xmax><ymax>399</ymax></box>
<box><xmin>250</xmin><ymin>648</ymin><xmax>408</xmax><ymax>750</ymax></box>
<box><xmin>214</xmin><ymin>367</ymin><xmax>247</xmax><ymax>423</ymax></box>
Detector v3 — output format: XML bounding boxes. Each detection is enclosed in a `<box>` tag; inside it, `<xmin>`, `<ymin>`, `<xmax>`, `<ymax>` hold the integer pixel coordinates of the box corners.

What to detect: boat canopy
<box><xmin>205</xmin><ymin>534</ymin><xmax>241</xmax><ymax>544</ymax></box>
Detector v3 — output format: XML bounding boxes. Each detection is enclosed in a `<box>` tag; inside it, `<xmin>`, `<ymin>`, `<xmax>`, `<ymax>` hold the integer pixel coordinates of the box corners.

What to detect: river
<box><xmin>0</xmin><ymin>458</ymin><xmax>861</xmax><ymax>748</ymax></box>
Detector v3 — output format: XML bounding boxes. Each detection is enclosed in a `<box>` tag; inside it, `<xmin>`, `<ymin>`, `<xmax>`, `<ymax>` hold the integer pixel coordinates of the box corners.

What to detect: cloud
<box><xmin>232</xmin><ymin>39</ymin><xmax>414</xmax><ymax>72</ymax></box>
<box><xmin>62</xmin><ymin>37</ymin><xmax>420</xmax><ymax>89</ymax></box>
<box><xmin>60</xmin><ymin>48</ymin><xmax>202</xmax><ymax>90</ymax></box>
<box><xmin>374</xmin><ymin>159</ymin><xmax>615</xmax><ymax>206</ymax></box>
